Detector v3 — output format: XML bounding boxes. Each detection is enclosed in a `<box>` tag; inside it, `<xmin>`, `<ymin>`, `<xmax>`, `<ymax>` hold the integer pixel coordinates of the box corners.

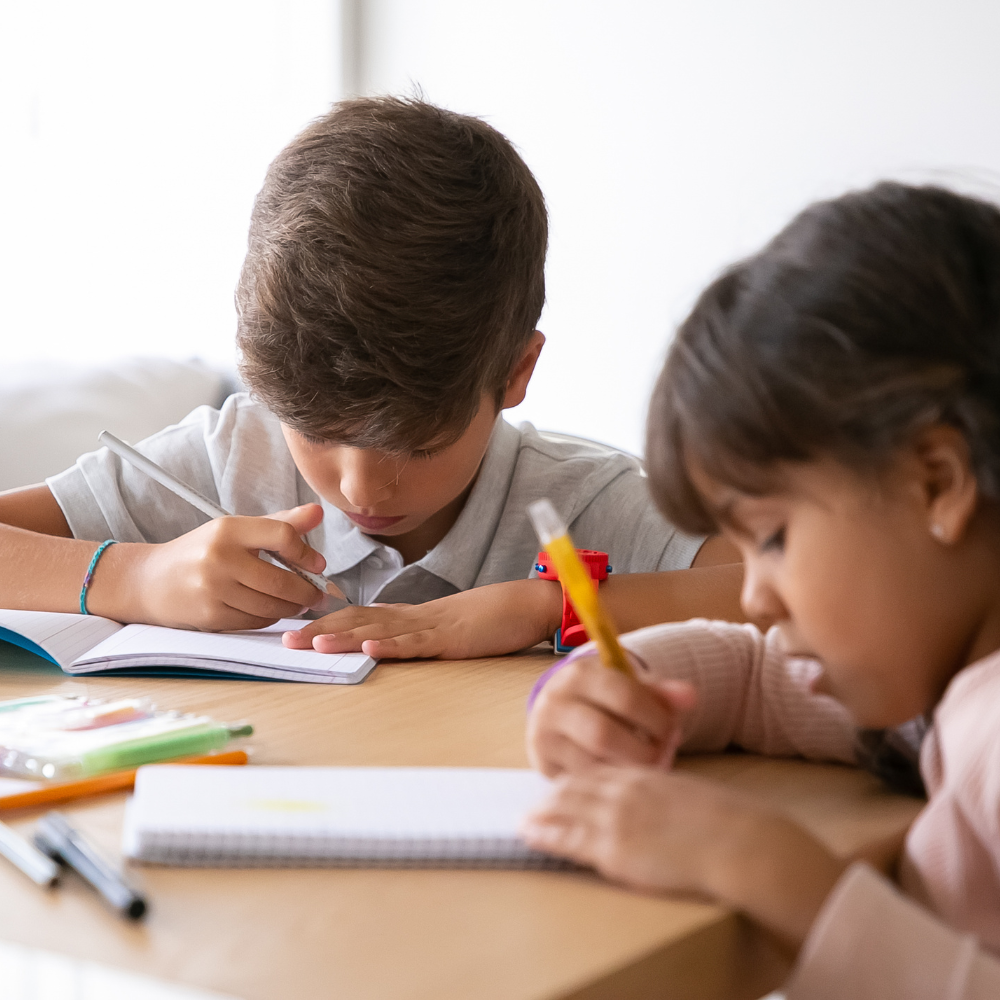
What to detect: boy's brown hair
<box><xmin>236</xmin><ymin>96</ymin><xmax>548</xmax><ymax>452</ymax></box>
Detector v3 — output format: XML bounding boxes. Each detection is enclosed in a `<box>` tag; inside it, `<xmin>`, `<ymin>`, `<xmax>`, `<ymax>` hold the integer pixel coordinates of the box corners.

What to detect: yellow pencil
<box><xmin>528</xmin><ymin>499</ymin><xmax>632</xmax><ymax>675</ymax></box>
<box><xmin>0</xmin><ymin>750</ymin><xmax>249</xmax><ymax>811</ymax></box>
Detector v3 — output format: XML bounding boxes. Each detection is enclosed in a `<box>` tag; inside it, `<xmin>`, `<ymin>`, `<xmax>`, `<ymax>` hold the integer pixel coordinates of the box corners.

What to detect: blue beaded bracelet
<box><xmin>80</xmin><ymin>540</ymin><xmax>118</xmax><ymax>615</ymax></box>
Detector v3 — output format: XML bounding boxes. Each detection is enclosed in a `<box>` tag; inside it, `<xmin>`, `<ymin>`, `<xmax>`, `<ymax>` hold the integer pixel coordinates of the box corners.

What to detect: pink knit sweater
<box><xmin>615</xmin><ymin>620</ymin><xmax>1000</xmax><ymax>999</ymax></box>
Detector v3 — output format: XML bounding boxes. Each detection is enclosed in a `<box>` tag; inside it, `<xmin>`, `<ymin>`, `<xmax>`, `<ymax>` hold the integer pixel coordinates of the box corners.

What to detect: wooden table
<box><xmin>0</xmin><ymin>647</ymin><xmax>923</xmax><ymax>1000</ymax></box>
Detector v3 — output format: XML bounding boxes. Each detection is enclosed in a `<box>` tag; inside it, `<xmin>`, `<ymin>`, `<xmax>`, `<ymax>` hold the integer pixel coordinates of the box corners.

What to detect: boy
<box><xmin>0</xmin><ymin>98</ymin><xmax>740</xmax><ymax>647</ymax></box>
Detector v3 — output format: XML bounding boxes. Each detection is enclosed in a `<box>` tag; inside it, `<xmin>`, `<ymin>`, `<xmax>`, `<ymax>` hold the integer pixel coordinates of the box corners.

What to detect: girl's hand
<box><xmin>282</xmin><ymin>579</ymin><xmax>564</xmax><ymax>660</ymax></box>
<box><xmin>526</xmin><ymin>652</ymin><xmax>698</xmax><ymax>776</ymax></box>
<box><xmin>521</xmin><ymin>765</ymin><xmax>846</xmax><ymax>950</ymax></box>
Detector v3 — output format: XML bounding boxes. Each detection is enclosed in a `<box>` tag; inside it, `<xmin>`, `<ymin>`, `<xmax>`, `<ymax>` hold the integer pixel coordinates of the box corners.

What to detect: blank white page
<box><xmin>125</xmin><ymin>766</ymin><xmax>554</xmax><ymax>842</ymax></box>
<box><xmin>0</xmin><ymin>610</ymin><xmax>122</xmax><ymax>668</ymax></box>
<box><xmin>78</xmin><ymin>620</ymin><xmax>368</xmax><ymax>676</ymax></box>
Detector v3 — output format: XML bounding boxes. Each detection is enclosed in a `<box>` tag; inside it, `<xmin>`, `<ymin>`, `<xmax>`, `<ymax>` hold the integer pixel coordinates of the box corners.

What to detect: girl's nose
<box><xmin>740</xmin><ymin>560</ymin><xmax>786</xmax><ymax>627</ymax></box>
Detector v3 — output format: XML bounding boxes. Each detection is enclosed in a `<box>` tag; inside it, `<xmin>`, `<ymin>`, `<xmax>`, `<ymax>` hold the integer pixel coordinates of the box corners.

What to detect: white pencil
<box><xmin>0</xmin><ymin>819</ymin><xmax>59</xmax><ymax>887</ymax></box>
<box><xmin>97</xmin><ymin>431</ymin><xmax>349</xmax><ymax>604</ymax></box>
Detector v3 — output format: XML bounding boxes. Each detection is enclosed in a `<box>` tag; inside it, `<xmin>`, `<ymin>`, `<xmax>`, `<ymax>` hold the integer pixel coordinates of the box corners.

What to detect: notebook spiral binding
<box><xmin>135</xmin><ymin>831</ymin><xmax>576</xmax><ymax>869</ymax></box>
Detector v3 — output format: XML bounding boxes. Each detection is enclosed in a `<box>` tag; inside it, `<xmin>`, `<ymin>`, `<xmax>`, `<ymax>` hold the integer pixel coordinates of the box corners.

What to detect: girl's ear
<box><xmin>914</xmin><ymin>425</ymin><xmax>979</xmax><ymax>544</ymax></box>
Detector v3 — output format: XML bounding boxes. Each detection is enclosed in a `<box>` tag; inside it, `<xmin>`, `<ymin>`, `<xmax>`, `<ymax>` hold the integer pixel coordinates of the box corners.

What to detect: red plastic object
<box><xmin>534</xmin><ymin>549</ymin><xmax>612</xmax><ymax>652</ymax></box>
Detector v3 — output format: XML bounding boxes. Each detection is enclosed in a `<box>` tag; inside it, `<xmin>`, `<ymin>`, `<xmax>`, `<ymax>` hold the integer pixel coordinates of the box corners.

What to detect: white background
<box><xmin>0</xmin><ymin>1</ymin><xmax>339</xmax><ymax>367</ymax></box>
<box><xmin>5</xmin><ymin>1</ymin><xmax>1000</xmax><ymax>455</ymax></box>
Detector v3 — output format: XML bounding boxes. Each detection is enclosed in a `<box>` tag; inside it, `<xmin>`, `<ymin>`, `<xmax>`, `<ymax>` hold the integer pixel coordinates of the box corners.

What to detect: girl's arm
<box><xmin>527</xmin><ymin>619</ymin><xmax>856</xmax><ymax>777</ymax></box>
<box><xmin>621</xmin><ymin>619</ymin><xmax>856</xmax><ymax>761</ymax></box>
<box><xmin>521</xmin><ymin>769</ymin><xmax>1000</xmax><ymax>997</ymax></box>
<box><xmin>786</xmin><ymin>863</ymin><xmax>1000</xmax><ymax>999</ymax></box>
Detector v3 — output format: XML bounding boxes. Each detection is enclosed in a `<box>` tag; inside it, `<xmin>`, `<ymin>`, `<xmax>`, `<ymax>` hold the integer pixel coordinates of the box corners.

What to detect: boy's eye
<box><xmin>410</xmin><ymin>448</ymin><xmax>440</xmax><ymax>460</ymax></box>
<box><xmin>760</xmin><ymin>527</ymin><xmax>786</xmax><ymax>553</ymax></box>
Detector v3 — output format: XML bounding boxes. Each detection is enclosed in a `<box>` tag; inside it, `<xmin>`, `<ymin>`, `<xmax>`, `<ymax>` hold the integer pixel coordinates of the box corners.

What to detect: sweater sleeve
<box><xmin>786</xmin><ymin>863</ymin><xmax>1000</xmax><ymax>1000</ymax></box>
<box><xmin>619</xmin><ymin>619</ymin><xmax>857</xmax><ymax>764</ymax></box>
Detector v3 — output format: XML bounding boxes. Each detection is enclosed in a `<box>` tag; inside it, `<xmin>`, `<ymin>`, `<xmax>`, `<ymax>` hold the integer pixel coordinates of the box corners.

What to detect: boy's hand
<box><xmin>526</xmin><ymin>653</ymin><xmax>697</xmax><ymax>776</ymax></box>
<box><xmin>102</xmin><ymin>504</ymin><xmax>329</xmax><ymax>631</ymax></box>
<box><xmin>521</xmin><ymin>765</ymin><xmax>845</xmax><ymax>949</ymax></box>
<box><xmin>282</xmin><ymin>579</ymin><xmax>564</xmax><ymax>660</ymax></box>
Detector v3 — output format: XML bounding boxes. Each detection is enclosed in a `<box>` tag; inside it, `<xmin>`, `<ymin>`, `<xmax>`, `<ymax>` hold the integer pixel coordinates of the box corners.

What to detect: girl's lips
<box><xmin>345</xmin><ymin>511</ymin><xmax>407</xmax><ymax>531</ymax></box>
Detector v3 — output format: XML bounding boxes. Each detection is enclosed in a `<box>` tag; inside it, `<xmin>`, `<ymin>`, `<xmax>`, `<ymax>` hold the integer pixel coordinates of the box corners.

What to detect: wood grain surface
<box><xmin>0</xmin><ymin>647</ymin><xmax>923</xmax><ymax>1000</ymax></box>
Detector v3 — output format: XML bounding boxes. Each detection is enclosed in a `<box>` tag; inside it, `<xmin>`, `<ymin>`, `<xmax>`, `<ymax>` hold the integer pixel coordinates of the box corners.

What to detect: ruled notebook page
<box><xmin>77</xmin><ymin>620</ymin><xmax>369</xmax><ymax>677</ymax></box>
<box><xmin>0</xmin><ymin>610</ymin><xmax>123</xmax><ymax>668</ymax></box>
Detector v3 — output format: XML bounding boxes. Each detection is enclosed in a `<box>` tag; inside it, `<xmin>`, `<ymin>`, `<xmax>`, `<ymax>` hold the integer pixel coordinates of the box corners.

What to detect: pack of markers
<box><xmin>0</xmin><ymin>695</ymin><xmax>252</xmax><ymax>781</ymax></box>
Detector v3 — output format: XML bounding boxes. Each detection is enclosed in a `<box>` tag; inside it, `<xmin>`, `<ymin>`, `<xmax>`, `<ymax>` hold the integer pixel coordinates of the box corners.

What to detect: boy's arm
<box><xmin>283</xmin><ymin>550</ymin><xmax>749</xmax><ymax>659</ymax></box>
<box><xmin>0</xmin><ymin>484</ymin><xmax>327</xmax><ymax>627</ymax></box>
<box><xmin>0</xmin><ymin>484</ymin><xmax>105</xmax><ymax>612</ymax></box>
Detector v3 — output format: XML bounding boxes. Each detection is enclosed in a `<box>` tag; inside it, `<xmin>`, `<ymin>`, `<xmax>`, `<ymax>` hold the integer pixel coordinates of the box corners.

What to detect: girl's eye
<box><xmin>411</xmin><ymin>449</ymin><xmax>438</xmax><ymax>460</ymax></box>
<box><xmin>760</xmin><ymin>527</ymin><xmax>786</xmax><ymax>553</ymax></box>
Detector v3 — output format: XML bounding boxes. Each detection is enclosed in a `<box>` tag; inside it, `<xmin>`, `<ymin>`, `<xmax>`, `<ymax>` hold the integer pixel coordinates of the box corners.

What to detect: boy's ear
<box><xmin>914</xmin><ymin>424</ymin><xmax>979</xmax><ymax>544</ymax></box>
<box><xmin>501</xmin><ymin>331</ymin><xmax>545</xmax><ymax>409</ymax></box>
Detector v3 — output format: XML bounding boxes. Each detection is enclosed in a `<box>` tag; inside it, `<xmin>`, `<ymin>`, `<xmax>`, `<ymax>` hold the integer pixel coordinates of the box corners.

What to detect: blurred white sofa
<box><xmin>0</xmin><ymin>358</ymin><xmax>234</xmax><ymax>492</ymax></box>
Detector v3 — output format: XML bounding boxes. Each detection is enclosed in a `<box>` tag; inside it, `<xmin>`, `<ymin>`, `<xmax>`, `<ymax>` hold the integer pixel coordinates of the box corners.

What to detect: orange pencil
<box><xmin>0</xmin><ymin>750</ymin><xmax>249</xmax><ymax>811</ymax></box>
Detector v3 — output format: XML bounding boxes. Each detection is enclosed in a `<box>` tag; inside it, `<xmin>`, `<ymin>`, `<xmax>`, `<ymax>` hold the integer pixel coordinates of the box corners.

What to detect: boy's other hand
<box><xmin>116</xmin><ymin>504</ymin><xmax>329</xmax><ymax>631</ymax></box>
<box><xmin>281</xmin><ymin>579</ymin><xmax>565</xmax><ymax>660</ymax></box>
<box><xmin>526</xmin><ymin>653</ymin><xmax>697</xmax><ymax>776</ymax></box>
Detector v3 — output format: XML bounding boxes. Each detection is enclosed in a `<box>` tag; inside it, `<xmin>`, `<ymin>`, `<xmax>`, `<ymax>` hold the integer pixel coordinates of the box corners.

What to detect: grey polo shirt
<box><xmin>47</xmin><ymin>394</ymin><xmax>703</xmax><ymax>606</ymax></box>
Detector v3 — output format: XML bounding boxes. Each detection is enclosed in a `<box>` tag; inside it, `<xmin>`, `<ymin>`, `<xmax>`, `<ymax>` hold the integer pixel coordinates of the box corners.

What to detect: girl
<box><xmin>521</xmin><ymin>182</ymin><xmax>1000</xmax><ymax>997</ymax></box>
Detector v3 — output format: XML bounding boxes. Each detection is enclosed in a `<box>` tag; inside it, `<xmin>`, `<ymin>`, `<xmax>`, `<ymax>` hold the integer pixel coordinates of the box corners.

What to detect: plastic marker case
<box><xmin>0</xmin><ymin>695</ymin><xmax>252</xmax><ymax>780</ymax></box>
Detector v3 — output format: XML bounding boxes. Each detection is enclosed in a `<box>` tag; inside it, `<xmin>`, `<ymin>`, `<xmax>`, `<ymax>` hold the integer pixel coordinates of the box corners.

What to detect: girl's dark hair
<box><xmin>647</xmin><ymin>182</ymin><xmax>1000</xmax><ymax>534</ymax></box>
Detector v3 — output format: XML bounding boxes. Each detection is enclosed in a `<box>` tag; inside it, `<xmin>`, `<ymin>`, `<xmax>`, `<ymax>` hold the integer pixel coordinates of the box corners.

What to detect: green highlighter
<box><xmin>77</xmin><ymin>720</ymin><xmax>254</xmax><ymax>777</ymax></box>
<box><xmin>0</xmin><ymin>715</ymin><xmax>254</xmax><ymax>781</ymax></box>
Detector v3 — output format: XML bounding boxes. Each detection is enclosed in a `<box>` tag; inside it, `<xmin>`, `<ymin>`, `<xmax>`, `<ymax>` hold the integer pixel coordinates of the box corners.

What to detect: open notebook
<box><xmin>0</xmin><ymin>610</ymin><xmax>376</xmax><ymax>684</ymax></box>
<box><xmin>123</xmin><ymin>765</ymin><xmax>566</xmax><ymax>868</ymax></box>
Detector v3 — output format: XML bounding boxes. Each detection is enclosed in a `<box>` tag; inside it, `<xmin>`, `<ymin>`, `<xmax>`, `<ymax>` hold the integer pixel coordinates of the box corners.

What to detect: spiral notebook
<box><xmin>122</xmin><ymin>765</ymin><xmax>565</xmax><ymax>868</ymax></box>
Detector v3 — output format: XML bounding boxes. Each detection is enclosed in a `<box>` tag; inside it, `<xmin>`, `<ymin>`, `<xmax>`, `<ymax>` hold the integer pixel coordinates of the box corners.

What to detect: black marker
<box><xmin>35</xmin><ymin>812</ymin><xmax>147</xmax><ymax>920</ymax></box>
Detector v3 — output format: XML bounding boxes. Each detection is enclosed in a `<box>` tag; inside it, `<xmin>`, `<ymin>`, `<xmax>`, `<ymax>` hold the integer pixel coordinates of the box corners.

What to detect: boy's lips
<box><xmin>345</xmin><ymin>512</ymin><xmax>407</xmax><ymax>531</ymax></box>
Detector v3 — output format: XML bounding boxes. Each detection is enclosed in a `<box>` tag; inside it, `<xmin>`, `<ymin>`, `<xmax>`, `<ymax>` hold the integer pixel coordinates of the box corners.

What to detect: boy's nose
<box><xmin>338</xmin><ymin>453</ymin><xmax>396</xmax><ymax>509</ymax></box>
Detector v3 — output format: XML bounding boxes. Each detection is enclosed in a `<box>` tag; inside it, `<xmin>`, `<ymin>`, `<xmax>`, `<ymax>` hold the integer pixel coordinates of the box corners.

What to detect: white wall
<box><xmin>0</xmin><ymin>0</ymin><xmax>341</xmax><ymax>369</ymax></box>
<box><xmin>5</xmin><ymin>2</ymin><xmax>1000</xmax><ymax>456</ymax></box>
<box><xmin>356</xmin><ymin>0</ymin><xmax>1000</xmax><ymax>455</ymax></box>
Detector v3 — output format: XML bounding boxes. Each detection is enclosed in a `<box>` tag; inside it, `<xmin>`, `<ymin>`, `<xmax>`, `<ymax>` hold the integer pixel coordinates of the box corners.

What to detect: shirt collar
<box><xmin>415</xmin><ymin>417</ymin><xmax>521</xmax><ymax>591</ymax></box>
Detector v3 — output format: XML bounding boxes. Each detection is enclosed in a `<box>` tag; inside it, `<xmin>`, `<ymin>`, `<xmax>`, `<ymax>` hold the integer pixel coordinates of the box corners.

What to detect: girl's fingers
<box><xmin>653</xmin><ymin>678</ymin><xmax>699</xmax><ymax>711</ymax></box>
<box><xmin>527</xmin><ymin>731</ymin><xmax>603</xmax><ymax>777</ymax></box>
<box><xmin>555</xmin><ymin>660</ymin><xmax>684</xmax><ymax>746</ymax></box>
<box><xmin>522</xmin><ymin>815</ymin><xmax>595</xmax><ymax>862</ymax></box>
<box><xmin>522</xmin><ymin>778</ymin><xmax>611</xmax><ymax>861</ymax></box>
<box><xmin>554</xmin><ymin>699</ymin><xmax>664</xmax><ymax>766</ymax></box>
